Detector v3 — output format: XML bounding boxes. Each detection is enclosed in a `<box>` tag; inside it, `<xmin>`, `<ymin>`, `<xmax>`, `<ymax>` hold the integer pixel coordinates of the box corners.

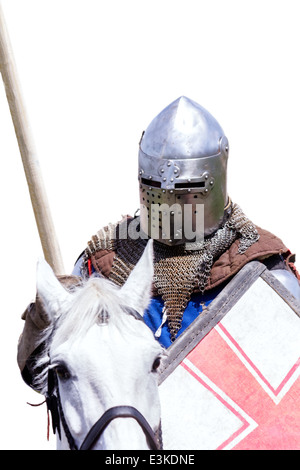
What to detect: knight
<box><xmin>73</xmin><ymin>96</ymin><xmax>300</xmax><ymax>346</ymax></box>
<box><xmin>18</xmin><ymin>96</ymin><xmax>300</xmax><ymax>382</ymax></box>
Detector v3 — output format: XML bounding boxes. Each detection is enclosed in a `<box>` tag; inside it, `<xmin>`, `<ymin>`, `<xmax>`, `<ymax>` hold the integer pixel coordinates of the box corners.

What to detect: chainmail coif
<box><xmin>152</xmin><ymin>203</ymin><xmax>259</xmax><ymax>340</ymax></box>
<box><xmin>84</xmin><ymin>202</ymin><xmax>259</xmax><ymax>342</ymax></box>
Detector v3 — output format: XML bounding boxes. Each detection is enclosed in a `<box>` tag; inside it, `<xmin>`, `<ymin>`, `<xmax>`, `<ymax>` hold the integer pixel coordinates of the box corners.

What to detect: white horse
<box><xmin>33</xmin><ymin>240</ymin><xmax>163</xmax><ymax>450</ymax></box>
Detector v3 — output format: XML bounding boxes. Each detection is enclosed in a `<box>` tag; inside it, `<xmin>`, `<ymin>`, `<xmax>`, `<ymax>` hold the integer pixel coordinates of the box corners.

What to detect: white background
<box><xmin>0</xmin><ymin>0</ymin><xmax>299</xmax><ymax>450</ymax></box>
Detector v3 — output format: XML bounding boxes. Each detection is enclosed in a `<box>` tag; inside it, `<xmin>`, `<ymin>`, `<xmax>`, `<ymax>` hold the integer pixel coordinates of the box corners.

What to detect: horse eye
<box><xmin>55</xmin><ymin>365</ymin><xmax>71</xmax><ymax>381</ymax></box>
<box><xmin>152</xmin><ymin>357</ymin><xmax>161</xmax><ymax>372</ymax></box>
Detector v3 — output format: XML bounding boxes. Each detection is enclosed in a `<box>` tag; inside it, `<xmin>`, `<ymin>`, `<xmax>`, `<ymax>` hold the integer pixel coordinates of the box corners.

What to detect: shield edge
<box><xmin>158</xmin><ymin>261</ymin><xmax>300</xmax><ymax>385</ymax></box>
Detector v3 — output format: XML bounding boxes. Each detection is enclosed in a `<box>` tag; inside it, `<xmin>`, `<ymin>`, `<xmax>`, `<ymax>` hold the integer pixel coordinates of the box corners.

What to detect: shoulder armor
<box><xmin>271</xmin><ymin>269</ymin><xmax>300</xmax><ymax>302</ymax></box>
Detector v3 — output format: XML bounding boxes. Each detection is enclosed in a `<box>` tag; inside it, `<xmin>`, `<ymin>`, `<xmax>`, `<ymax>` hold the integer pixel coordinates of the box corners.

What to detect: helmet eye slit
<box><xmin>174</xmin><ymin>181</ymin><xmax>205</xmax><ymax>189</ymax></box>
<box><xmin>141</xmin><ymin>178</ymin><xmax>161</xmax><ymax>188</ymax></box>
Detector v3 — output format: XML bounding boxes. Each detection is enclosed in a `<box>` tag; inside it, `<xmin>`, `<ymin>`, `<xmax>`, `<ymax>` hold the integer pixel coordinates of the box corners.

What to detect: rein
<box><xmin>46</xmin><ymin>369</ymin><xmax>162</xmax><ymax>451</ymax></box>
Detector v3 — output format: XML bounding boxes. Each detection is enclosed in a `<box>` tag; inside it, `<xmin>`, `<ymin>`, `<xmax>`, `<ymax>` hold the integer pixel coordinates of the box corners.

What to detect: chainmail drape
<box><xmin>84</xmin><ymin>202</ymin><xmax>259</xmax><ymax>341</ymax></box>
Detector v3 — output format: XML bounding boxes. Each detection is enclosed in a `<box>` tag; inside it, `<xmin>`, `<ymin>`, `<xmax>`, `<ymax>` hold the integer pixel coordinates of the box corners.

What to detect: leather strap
<box><xmin>79</xmin><ymin>405</ymin><xmax>159</xmax><ymax>450</ymax></box>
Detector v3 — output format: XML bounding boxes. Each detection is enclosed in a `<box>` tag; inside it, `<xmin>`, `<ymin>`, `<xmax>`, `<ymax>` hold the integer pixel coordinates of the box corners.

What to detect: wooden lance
<box><xmin>0</xmin><ymin>3</ymin><xmax>65</xmax><ymax>275</ymax></box>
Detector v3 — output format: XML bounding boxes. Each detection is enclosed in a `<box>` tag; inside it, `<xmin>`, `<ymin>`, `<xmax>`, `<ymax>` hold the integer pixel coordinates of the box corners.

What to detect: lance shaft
<box><xmin>0</xmin><ymin>3</ymin><xmax>64</xmax><ymax>274</ymax></box>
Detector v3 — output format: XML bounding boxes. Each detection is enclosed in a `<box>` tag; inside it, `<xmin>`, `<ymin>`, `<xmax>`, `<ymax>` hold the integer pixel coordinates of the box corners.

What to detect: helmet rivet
<box><xmin>149</xmin><ymin>175</ymin><xmax>152</xmax><ymax>179</ymax></box>
<box><xmin>170</xmin><ymin>178</ymin><xmax>174</xmax><ymax>182</ymax></box>
<box><xmin>160</xmin><ymin>168</ymin><xmax>164</xmax><ymax>173</ymax></box>
<box><xmin>170</xmin><ymin>190</ymin><xmax>174</xmax><ymax>194</ymax></box>
<box><xmin>188</xmin><ymin>188</ymin><xmax>191</xmax><ymax>192</ymax></box>
<box><xmin>170</xmin><ymin>211</ymin><xmax>174</xmax><ymax>215</ymax></box>
<box><xmin>162</xmin><ymin>189</ymin><xmax>166</xmax><ymax>193</ymax></box>
<box><xmin>210</xmin><ymin>180</ymin><xmax>214</xmax><ymax>185</ymax></box>
<box><xmin>204</xmin><ymin>189</ymin><xmax>208</xmax><ymax>193</ymax></box>
<box><xmin>174</xmin><ymin>169</ymin><xmax>178</xmax><ymax>174</ymax></box>
<box><xmin>167</xmin><ymin>161</ymin><xmax>171</xmax><ymax>167</ymax></box>
<box><xmin>187</xmin><ymin>178</ymin><xmax>191</xmax><ymax>183</ymax></box>
<box><xmin>163</xmin><ymin>177</ymin><xmax>166</xmax><ymax>181</ymax></box>
<box><xmin>205</xmin><ymin>175</ymin><xmax>209</xmax><ymax>180</ymax></box>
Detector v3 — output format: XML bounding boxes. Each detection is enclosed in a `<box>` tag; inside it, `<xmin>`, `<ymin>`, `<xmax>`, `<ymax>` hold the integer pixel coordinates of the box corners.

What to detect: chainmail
<box><xmin>83</xmin><ymin>202</ymin><xmax>259</xmax><ymax>341</ymax></box>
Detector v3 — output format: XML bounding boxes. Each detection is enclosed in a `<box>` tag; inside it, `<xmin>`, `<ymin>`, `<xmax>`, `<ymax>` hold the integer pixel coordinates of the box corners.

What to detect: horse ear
<box><xmin>120</xmin><ymin>239</ymin><xmax>154</xmax><ymax>315</ymax></box>
<box><xmin>36</xmin><ymin>258</ymin><xmax>72</xmax><ymax>322</ymax></box>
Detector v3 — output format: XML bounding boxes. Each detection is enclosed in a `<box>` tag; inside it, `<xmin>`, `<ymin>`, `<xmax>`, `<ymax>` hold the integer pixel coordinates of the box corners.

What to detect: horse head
<box><xmin>34</xmin><ymin>240</ymin><xmax>163</xmax><ymax>450</ymax></box>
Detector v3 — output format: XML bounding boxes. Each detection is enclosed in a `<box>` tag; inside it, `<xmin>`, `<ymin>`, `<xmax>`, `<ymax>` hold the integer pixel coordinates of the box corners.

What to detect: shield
<box><xmin>158</xmin><ymin>261</ymin><xmax>300</xmax><ymax>450</ymax></box>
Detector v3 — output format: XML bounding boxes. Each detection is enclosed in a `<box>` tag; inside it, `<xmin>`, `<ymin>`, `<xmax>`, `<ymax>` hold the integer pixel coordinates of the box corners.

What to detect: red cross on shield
<box><xmin>159</xmin><ymin>262</ymin><xmax>300</xmax><ymax>450</ymax></box>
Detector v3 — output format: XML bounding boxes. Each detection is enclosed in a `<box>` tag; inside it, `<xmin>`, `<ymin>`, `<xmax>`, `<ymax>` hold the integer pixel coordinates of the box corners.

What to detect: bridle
<box><xmin>79</xmin><ymin>406</ymin><xmax>161</xmax><ymax>451</ymax></box>
<box><xmin>46</xmin><ymin>369</ymin><xmax>162</xmax><ymax>451</ymax></box>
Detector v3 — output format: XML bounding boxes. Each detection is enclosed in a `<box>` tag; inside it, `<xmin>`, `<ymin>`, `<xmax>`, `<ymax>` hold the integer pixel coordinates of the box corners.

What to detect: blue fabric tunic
<box><xmin>143</xmin><ymin>286</ymin><xmax>223</xmax><ymax>348</ymax></box>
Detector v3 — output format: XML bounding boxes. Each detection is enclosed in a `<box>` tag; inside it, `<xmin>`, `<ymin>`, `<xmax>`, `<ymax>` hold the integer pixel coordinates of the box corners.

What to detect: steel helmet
<box><xmin>138</xmin><ymin>96</ymin><xmax>229</xmax><ymax>245</ymax></box>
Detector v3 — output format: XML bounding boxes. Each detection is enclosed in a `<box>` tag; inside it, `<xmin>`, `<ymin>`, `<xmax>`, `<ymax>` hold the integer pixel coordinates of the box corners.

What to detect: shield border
<box><xmin>158</xmin><ymin>261</ymin><xmax>300</xmax><ymax>385</ymax></box>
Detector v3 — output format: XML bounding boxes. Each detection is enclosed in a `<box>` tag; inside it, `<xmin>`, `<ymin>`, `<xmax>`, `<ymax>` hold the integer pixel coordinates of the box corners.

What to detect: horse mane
<box><xmin>33</xmin><ymin>275</ymin><xmax>139</xmax><ymax>393</ymax></box>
